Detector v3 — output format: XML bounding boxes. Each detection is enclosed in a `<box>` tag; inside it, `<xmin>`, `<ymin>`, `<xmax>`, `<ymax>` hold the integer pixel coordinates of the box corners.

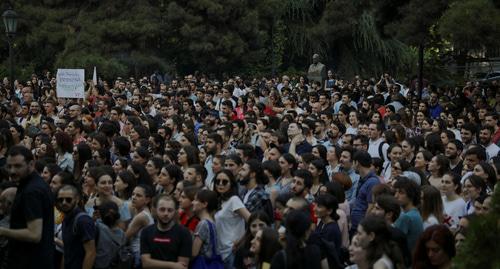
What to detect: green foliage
<box><xmin>0</xmin><ymin>0</ymin><xmax>496</xmax><ymax>82</ymax></box>
<box><xmin>439</xmin><ymin>0</ymin><xmax>500</xmax><ymax>52</ymax></box>
<box><xmin>453</xmin><ymin>189</ymin><xmax>500</xmax><ymax>269</ymax></box>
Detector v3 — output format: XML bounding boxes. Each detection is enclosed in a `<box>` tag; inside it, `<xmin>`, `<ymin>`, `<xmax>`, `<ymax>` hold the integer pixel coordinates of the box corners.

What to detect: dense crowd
<box><xmin>0</xmin><ymin>69</ymin><xmax>498</xmax><ymax>269</ymax></box>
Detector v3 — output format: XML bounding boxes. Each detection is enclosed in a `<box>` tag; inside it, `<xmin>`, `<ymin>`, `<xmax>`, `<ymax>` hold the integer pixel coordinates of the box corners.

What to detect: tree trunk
<box><xmin>418</xmin><ymin>43</ymin><xmax>424</xmax><ymax>99</ymax></box>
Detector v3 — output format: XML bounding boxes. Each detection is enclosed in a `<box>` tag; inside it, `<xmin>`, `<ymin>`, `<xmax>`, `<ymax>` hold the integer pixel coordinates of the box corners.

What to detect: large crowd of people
<box><xmin>0</xmin><ymin>68</ymin><xmax>498</xmax><ymax>269</ymax></box>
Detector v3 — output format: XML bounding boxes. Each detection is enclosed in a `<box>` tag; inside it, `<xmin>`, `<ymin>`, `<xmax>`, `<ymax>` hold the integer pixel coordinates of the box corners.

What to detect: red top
<box><xmin>179</xmin><ymin>210</ymin><xmax>199</xmax><ymax>232</ymax></box>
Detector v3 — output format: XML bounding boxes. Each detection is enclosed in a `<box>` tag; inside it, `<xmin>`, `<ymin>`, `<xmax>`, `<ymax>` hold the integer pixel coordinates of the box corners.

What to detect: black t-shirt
<box><xmin>62</xmin><ymin>209</ymin><xmax>96</xmax><ymax>269</ymax></box>
<box><xmin>7</xmin><ymin>172</ymin><xmax>55</xmax><ymax>269</ymax></box>
<box><xmin>140</xmin><ymin>223</ymin><xmax>192</xmax><ymax>262</ymax></box>
<box><xmin>270</xmin><ymin>245</ymin><xmax>321</xmax><ymax>269</ymax></box>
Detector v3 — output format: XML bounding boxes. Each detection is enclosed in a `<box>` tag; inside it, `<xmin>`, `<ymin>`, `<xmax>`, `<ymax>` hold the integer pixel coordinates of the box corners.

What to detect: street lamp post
<box><xmin>2</xmin><ymin>8</ymin><xmax>18</xmax><ymax>92</ymax></box>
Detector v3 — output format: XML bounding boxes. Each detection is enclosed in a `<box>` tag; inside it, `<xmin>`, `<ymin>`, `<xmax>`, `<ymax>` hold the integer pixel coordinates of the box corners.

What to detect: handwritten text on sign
<box><xmin>56</xmin><ymin>69</ymin><xmax>85</xmax><ymax>99</ymax></box>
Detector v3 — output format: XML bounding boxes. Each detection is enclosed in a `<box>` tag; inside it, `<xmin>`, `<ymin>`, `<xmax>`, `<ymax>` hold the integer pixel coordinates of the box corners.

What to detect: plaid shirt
<box><xmin>241</xmin><ymin>185</ymin><xmax>270</xmax><ymax>213</ymax></box>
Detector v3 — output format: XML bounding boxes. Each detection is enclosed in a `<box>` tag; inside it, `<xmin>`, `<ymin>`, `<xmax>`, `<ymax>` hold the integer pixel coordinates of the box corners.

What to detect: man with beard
<box><xmin>238</xmin><ymin>159</ymin><xmax>272</xmax><ymax>216</ymax></box>
<box><xmin>322</xmin><ymin>122</ymin><xmax>345</xmax><ymax>149</ymax></box>
<box><xmin>485</xmin><ymin>112</ymin><xmax>500</xmax><ymax>144</ymax></box>
<box><xmin>57</xmin><ymin>185</ymin><xmax>96</xmax><ymax>269</ymax></box>
<box><xmin>445</xmin><ymin>140</ymin><xmax>464</xmax><ymax>175</ymax></box>
<box><xmin>338</xmin><ymin>146</ymin><xmax>360</xmax><ymax>206</ymax></box>
<box><xmin>291</xmin><ymin>169</ymin><xmax>313</xmax><ymax>202</ymax></box>
<box><xmin>141</xmin><ymin>195</ymin><xmax>191</xmax><ymax>269</ymax></box>
<box><xmin>313</xmin><ymin>119</ymin><xmax>328</xmax><ymax>145</ymax></box>
<box><xmin>479</xmin><ymin>125</ymin><xmax>500</xmax><ymax>160</ymax></box>
<box><xmin>204</xmin><ymin>133</ymin><xmax>223</xmax><ymax>189</ymax></box>
<box><xmin>66</xmin><ymin>120</ymin><xmax>87</xmax><ymax>145</ymax></box>
<box><xmin>350</xmin><ymin>151</ymin><xmax>380</xmax><ymax>237</ymax></box>
<box><xmin>203</xmin><ymin>109</ymin><xmax>219</xmax><ymax>132</ymax></box>
<box><xmin>1</xmin><ymin>146</ymin><xmax>55</xmax><ymax>269</ymax></box>
<box><xmin>22</xmin><ymin>101</ymin><xmax>45</xmax><ymax>130</ymax></box>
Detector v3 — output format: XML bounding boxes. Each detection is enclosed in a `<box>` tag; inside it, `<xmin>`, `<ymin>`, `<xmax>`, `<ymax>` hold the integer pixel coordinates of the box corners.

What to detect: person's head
<box><xmin>98</xmin><ymin>201</ymin><xmax>121</xmax><ymax>228</ymax></box>
<box><xmin>51</xmin><ymin>132</ymin><xmax>73</xmax><ymax>154</ymax></box>
<box><xmin>387</xmin><ymin>143</ymin><xmax>403</xmax><ymax>163</ymax></box>
<box><xmin>279</xmin><ymin>153</ymin><xmax>298</xmax><ymax>176</ymax></box>
<box><xmin>96</xmin><ymin>169</ymin><xmax>115</xmax><ymax>197</ymax></box>
<box><xmin>372</xmin><ymin>194</ymin><xmax>401</xmax><ymax>224</ymax></box>
<box><xmin>131</xmin><ymin>184</ymin><xmax>153</xmax><ymax>210</ymax></box>
<box><xmin>56</xmin><ymin>184</ymin><xmax>81</xmax><ymax>214</ymax></box>
<box><xmin>177</xmin><ymin>145</ymin><xmax>200</xmax><ymax>167</ymax></box>
<box><xmin>308</xmin><ymin>159</ymin><xmax>328</xmax><ymax>184</ymax></box>
<box><xmin>393</xmin><ymin>178</ymin><xmax>420</xmax><ymax>209</ymax></box>
<box><xmin>285</xmin><ymin>209</ymin><xmax>311</xmax><ymax>243</ymax></box>
<box><xmin>368</xmin><ymin>122</ymin><xmax>384</xmax><ymax>140</ymax></box>
<box><xmin>339</xmin><ymin>146</ymin><xmax>355</xmax><ymax>170</ymax></box>
<box><xmin>6</xmin><ymin>145</ymin><xmax>35</xmax><ymax>183</ymax></box>
<box><xmin>420</xmin><ymin>185</ymin><xmax>444</xmax><ymax>222</ymax></box>
<box><xmin>214</xmin><ymin>169</ymin><xmax>238</xmax><ymax>200</ymax></box>
<box><xmin>464</xmin><ymin>146</ymin><xmax>487</xmax><ymax>171</ymax></box>
<box><xmin>292</xmin><ymin>169</ymin><xmax>313</xmax><ymax>197</ymax></box>
<box><xmin>184</xmin><ymin>164</ymin><xmax>207</xmax><ymax>187</ymax></box>
<box><xmin>413</xmin><ymin>225</ymin><xmax>455</xmax><ymax>269</ymax></box>
<box><xmin>49</xmin><ymin>171</ymin><xmax>74</xmax><ymax>194</ymax></box>
<box><xmin>145</xmin><ymin>157</ymin><xmax>164</xmax><ymax>178</ymax></box>
<box><xmin>239</xmin><ymin>159</ymin><xmax>268</xmax><ymax>186</ymax></box>
<box><xmin>0</xmin><ymin>187</ymin><xmax>16</xmax><ymax>216</ymax></box>
<box><xmin>428</xmin><ymin>154</ymin><xmax>450</xmax><ymax>176</ymax></box>
<box><xmin>460</xmin><ymin>123</ymin><xmax>477</xmax><ymax>144</ymax></box>
<box><xmin>114</xmin><ymin>170</ymin><xmax>136</xmax><ymax>200</ymax></box>
<box><xmin>262</xmin><ymin>160</ymin><xmax>281</xmax><ymax>181</ymax></box>
<box><xmin>445</xmin><ymin>140</ymin><xmax>463</xmax><ymax>160</ymax></box>
<box><xmin>356</xmin><ymin>215</ymin><xmax>395</xmax><ymax>267</ymax></box>
<box><xmin>178</xmin><ymin>185</ymin><xmax>198</xmax><ymax>210</ymax></box>
<box><xmin>205</xmin><ymin>133</ymin><xmax>223</xmax><ymax>155</ymax></box>
<box><xmin>193</xmin><ymin>189</ymin><xmax>218</xmax><ymax>215</ymax></box>
<box><xmin>352</xmin><ymin>150</ymin><xmax>372</xmax><ymax>172</ymax></box>
<box><xmin>463</xmin><ymin>175</ymin><xmax>486</xmax><ymax>201</ymax></box>
<box><xmin>250</xmin><ymin>227</ymin><xmax>282</xmax><ymax>263</ymax></box>
<box><xmin>440</xmin><ymin>172</ymin><xmax>461</xmax><ymax>196</ymax></box>
<box><xmin>473</xmin><ymin>161</ymin><xmax>496</xmax><ymax>189</ymax></box>
<box><xmin>314</xmin><ymin>194</ymin><xmax>339</xmax><ymax>221</ymax></box>
<box><xmin>248</xmin><ymin>211</ymin><xmax>272</xmax><ymax>238</ymax></box>
<box><xmin>153</xmin><ymin>194</ymin><xmax>178</xmax><ymax>227</ymax></box>
<box><xmin>478</xmin><ymin>125</ymin><xmax>494</xmax><ymax>146</ymax></box>
<box><xmin>158</xmin><ymin>164</ymin><xmax>183</xmax><ymax>188</ymax></box>
<box><xmin>415</xmin><ymin>150</ymin><xmax>433</xmax><ymax>170</ymax></box>
<box><xmin>224</xmin><ymin>154</ymin><xmax>243</xmax><ymax>178</ymax></box>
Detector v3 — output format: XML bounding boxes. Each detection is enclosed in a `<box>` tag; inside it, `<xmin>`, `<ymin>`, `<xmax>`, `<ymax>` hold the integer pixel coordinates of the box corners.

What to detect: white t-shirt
<box><xmin>442</xmin><ymin>196</ymin><xmax>466</xmax><ymax>229</ymax></box>
<box><xmin>486</xmin><ymin>143</ymin><xmax>500</xmax><ymax>160</ymax></box>
<box><xmin>368</xmin><ymin>137</ymin><xmax>389</xmax><ymax>161</ymax></box>
<box><xmin>215</xmin><ymin>196</ymin><xmax>246</xmax><ymax>259</ymax></box>
<box><xmin>423</xmin><ymin>214</ymin><xmax>439</xmax><ymax>230</ymax></box>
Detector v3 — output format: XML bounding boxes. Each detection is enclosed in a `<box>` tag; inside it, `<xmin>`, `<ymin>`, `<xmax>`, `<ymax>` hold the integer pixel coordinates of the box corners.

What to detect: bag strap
<box><xmin>206</xmin><ymin>220</ymin><xmax>218</xmax><ymax>258</ymax></box>
<box><xmin>72</xmin><ymin>212</ymin><xmax>89</xmax><ymax>235</ymax></box>
<box><xmin>378</xmin><ymin>142</ymin><xmax>386</xmax><ymax>162</ymax></box>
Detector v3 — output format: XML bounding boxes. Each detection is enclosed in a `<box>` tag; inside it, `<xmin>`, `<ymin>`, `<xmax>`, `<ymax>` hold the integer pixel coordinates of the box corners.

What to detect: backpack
<box><xmin>378</xmin><ymin>142</ymin><xmax>387</xmax><ymax>162</ymax></box>
<box><xmin>73</xmin><ymin>213</ymin><xmax>133</xmax><ymax>269</ymax></box>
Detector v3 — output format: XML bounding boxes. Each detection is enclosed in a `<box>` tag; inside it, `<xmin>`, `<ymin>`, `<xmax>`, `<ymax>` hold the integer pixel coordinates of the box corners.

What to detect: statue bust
<box><xmin>307</xmin><ymin>54</ymin><xmax>327</xmax><ymax>87</ymax></box>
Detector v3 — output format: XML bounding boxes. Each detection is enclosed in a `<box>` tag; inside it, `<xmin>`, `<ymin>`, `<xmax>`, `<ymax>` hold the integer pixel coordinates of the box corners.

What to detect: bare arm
<box><xmin>141</xmin><ymin>254</ymin><xmax>188</xmax><ymax>269</ymax></box>
<box><xmin>0</xmin><ymin>218</ymin><xmax>42</xmax><ymax>243</ymax></box>
<box><xmin>125</xmin><ymin>213</ymin><xmax>147</xmax><ymax>240</ymax></box>
<box><xmin>236</xmin><ymin>207</ymin><xmax>251</xmax><ymax>222</ymax></box>
<box><xmin>192</xmin><ymin>235</ymin><xmax>203</xmax><ymax>257</ymax></box>
<box><xmin>82</xmin><ymin>240</ymin><xmax>96</xmax><ymax>269</ymax></box>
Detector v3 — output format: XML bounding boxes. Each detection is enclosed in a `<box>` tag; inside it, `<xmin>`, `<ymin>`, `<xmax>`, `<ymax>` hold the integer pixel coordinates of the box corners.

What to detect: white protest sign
<box><xmin>56</xmin><ymin>69</ymin><xmax>85</xmax><ymax>99</ymax></box>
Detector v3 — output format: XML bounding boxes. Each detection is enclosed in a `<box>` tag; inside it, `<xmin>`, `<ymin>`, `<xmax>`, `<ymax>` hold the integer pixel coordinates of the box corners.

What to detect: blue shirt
<box><xmin>350</xmin><ymin>171</ymin><xmax>380</xmax><ymax>234</ymax></box>
<box><xmin>394</xmin><ymin>208</ymin><xmax>423</xmax><ymax>253</ymax></box>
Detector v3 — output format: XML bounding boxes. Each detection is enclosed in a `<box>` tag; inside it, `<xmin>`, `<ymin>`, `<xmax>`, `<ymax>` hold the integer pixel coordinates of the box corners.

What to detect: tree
<box><xmin>384</xmin><ymin>0</ymin><xmax>449</xmax><ymax>97</ymax></box>
<box><xmin>438</xmin><ymin>0</ymin><xmax>500</xmax><ymax>73</ymax></box>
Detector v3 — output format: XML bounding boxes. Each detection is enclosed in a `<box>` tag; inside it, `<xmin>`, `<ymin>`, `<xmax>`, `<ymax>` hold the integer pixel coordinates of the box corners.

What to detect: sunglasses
<box><xmin>57</xmin><ymin>197</ymin><xmax>73</xmax><ymax>204</ymax></box>
<box><xmin>215</xmin><ymin>179</ymin><xmax>230</xmax><ymax>186</ymax></box>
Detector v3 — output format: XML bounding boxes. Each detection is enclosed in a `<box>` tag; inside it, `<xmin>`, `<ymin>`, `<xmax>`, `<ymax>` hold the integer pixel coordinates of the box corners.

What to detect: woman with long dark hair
<box><xmin>251</xmin><ymin>227</ymin><xmax>282</xmax><ymax>269</ymax></box>
<box><xmin>51</xmin><ymin>132</ymin><xmax>74</xmax><ymax>173</ymax></box>
<box><xmin>420</xmin><ymin>185</ymin><xmax>444</xmax><ymax>229</ymax></box>
<box><xmin>233</xmin><ymin>211</ymin><xmax>272</xmax><ymax>269</ymax></box>
<box><xmin>356</xmin><ymin>215</ymin><xmax>405</xmax><ymax>269</ymax></box>
<box><xmin>270</xmin><ymin>210</ymin><xmax>321</xmax><ymax>269</ymax></box>
<box><xmin>73</xmin><ymin>143</ymin><xmax>92</xmax><ymax>181</ymax></box>
<box><xmin>413</xmin><ymin>225</ymin><xmax>455</xmax><ymax>269</ymax></box>
<box><xmin>308</xmin><ymin>159</ymin><xmax>329</xmax><ymax>197</ymax></box>
<box><xmin>213</xmin><ymin>169</ymin><xmax>250</xmax><ymax>268</ymax></box>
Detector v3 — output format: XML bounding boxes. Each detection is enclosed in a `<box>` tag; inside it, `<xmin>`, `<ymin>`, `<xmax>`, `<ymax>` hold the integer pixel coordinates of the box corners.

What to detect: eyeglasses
<box><xmin>57</xmin><ymin>197</ymin><xmax>73</xmax><ymax>204</ymax></box>
<box><xmin>215</xmin><ymin>179</ymin><xmax>230</xmax><ymax>186</ymax></box>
